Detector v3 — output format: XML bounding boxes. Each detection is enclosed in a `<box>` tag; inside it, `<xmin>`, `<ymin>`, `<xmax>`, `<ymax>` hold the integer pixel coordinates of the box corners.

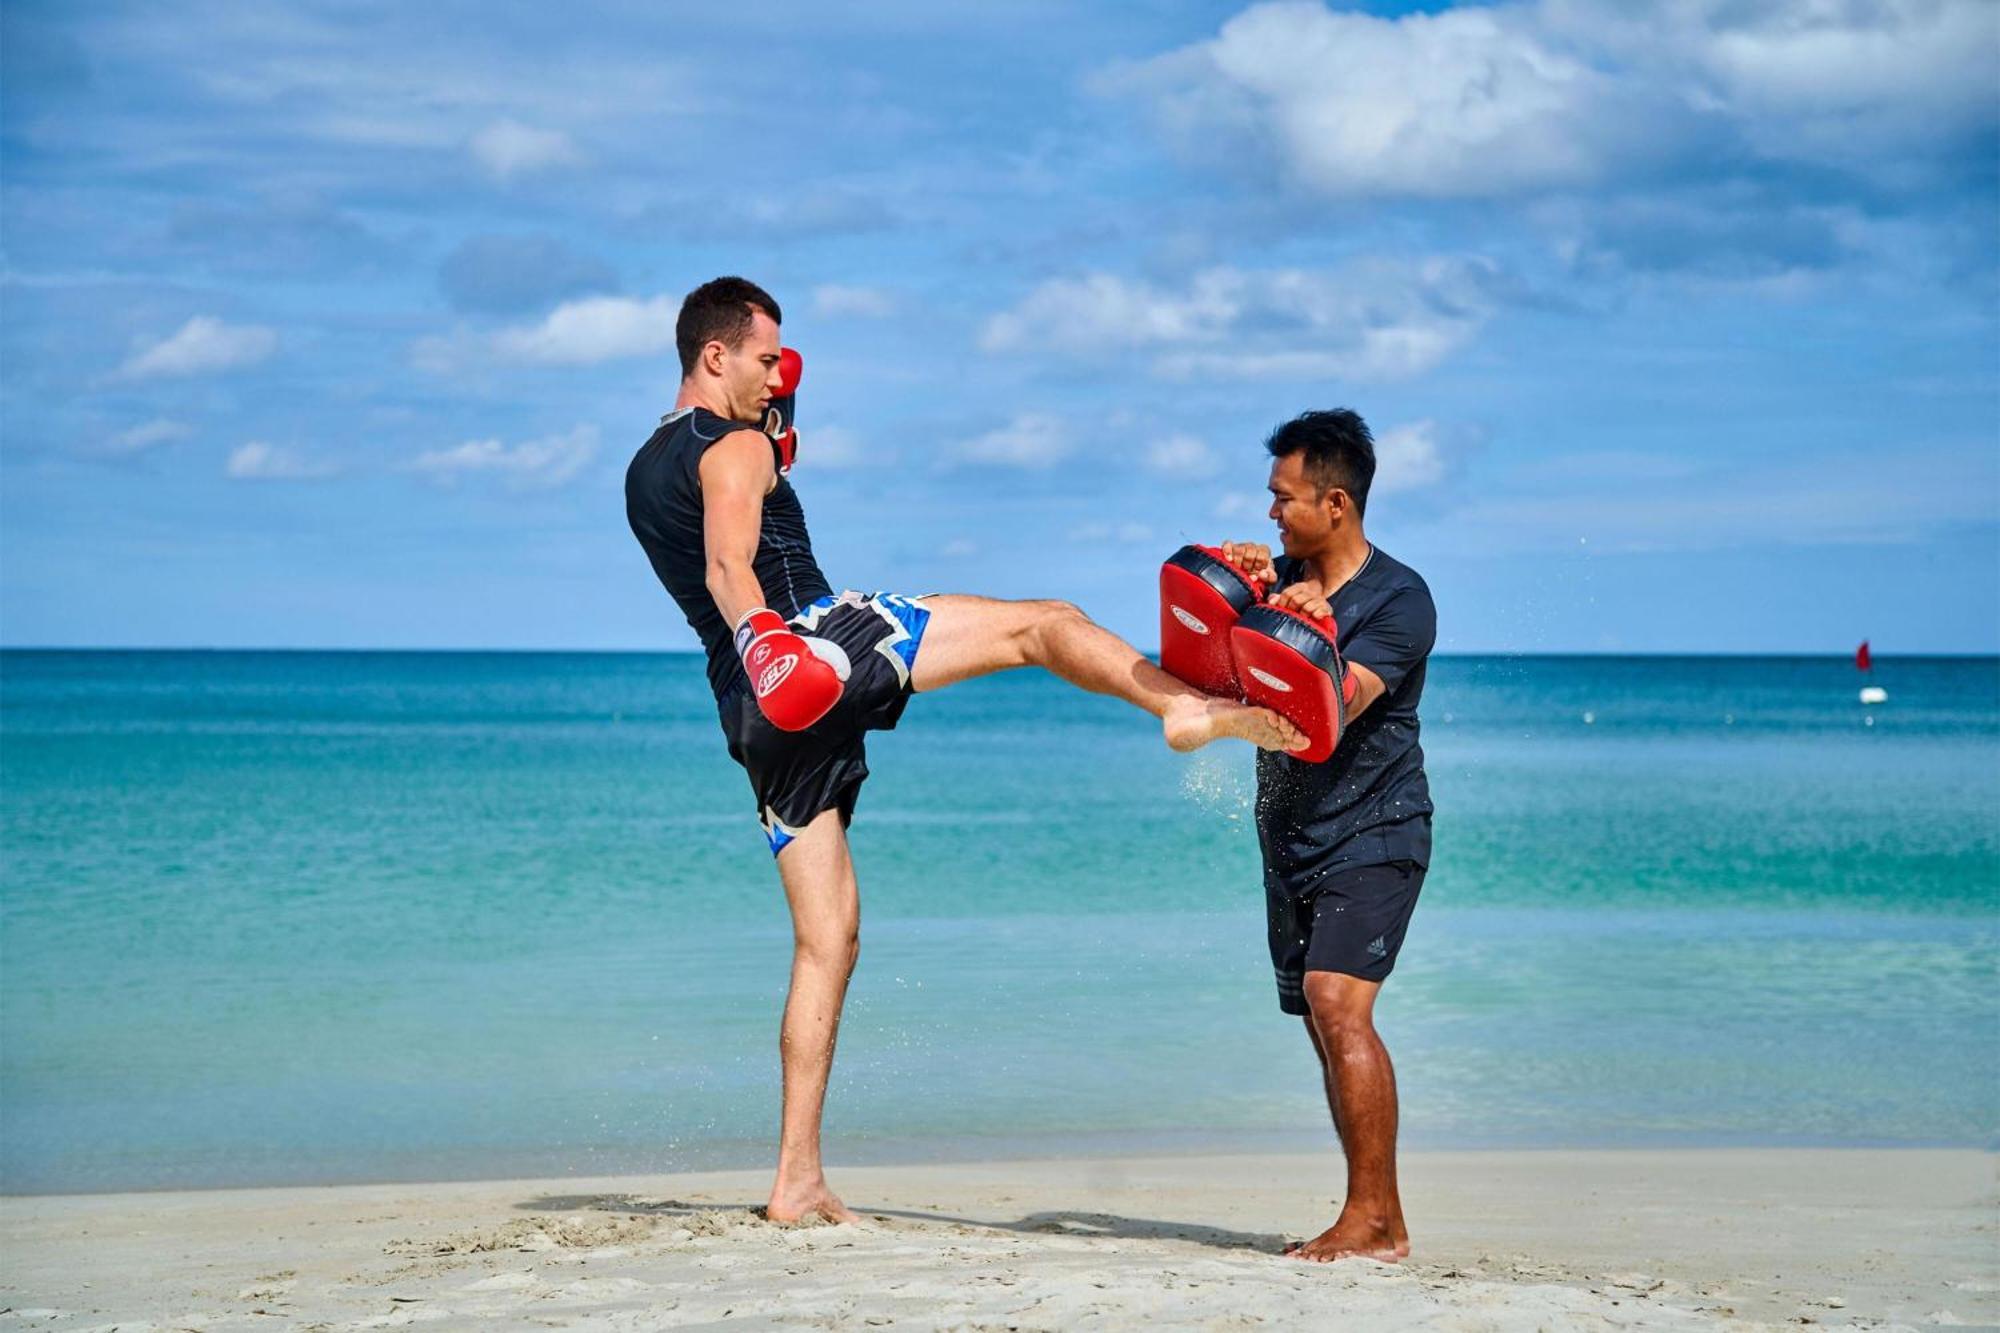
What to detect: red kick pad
<box><xmin>1159</xmin><ymin>545</ymin><xmax>1262</xmax><ymax>696</ymax></box>
<box><xmin>1230</xmin><ymin>604</ymin><xmax>1357</xmax><ymax>763</ymax></box>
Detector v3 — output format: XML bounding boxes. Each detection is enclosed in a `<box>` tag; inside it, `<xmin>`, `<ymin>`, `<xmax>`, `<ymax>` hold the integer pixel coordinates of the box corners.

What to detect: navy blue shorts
<box><xmin>718</xmin><ymin>590</ymin><xmax>931</xmax><ymax>856</ymax></box>
<box><xmin>1267</xmin><ymin>859</ymin><xmax>1426</xmax><ymax>1015</ymax></box>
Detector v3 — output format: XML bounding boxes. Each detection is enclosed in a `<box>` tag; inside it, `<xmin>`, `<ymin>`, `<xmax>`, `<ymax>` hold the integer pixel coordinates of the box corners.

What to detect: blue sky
<box><xmin>3</xmin><ymin>0</ymin><xmax>1995</xmax><ymax>652</ymax></box>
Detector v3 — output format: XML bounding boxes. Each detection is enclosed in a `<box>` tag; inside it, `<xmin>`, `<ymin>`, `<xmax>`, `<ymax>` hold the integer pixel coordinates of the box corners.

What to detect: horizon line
<box><xmin>2</xmin><ymin>646</ymin><xmax>1993</xmax><ymax>661</ymax></box>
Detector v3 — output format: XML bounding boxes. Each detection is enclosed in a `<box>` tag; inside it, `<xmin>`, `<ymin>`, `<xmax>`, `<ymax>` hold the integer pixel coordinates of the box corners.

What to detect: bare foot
<box><xmin>1164</xmin><ymin>697</ymin><xmax>1306</xmax><ymax>753</ymax></box>
<box><xmin>1283</xmin><ymin>1212</ymin><xmax>1402</xmax><ymax>1263</ymax></box>
<box><xmin>765</xmin><ymin>1175</ymin><xmax>859</xmax><ymax>1226</ymax></box>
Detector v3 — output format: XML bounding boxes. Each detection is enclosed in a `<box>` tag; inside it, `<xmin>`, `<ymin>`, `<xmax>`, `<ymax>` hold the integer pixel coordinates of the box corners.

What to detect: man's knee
<box><xmin>1021</xmin><ymin>598</ymin><xmax>1090</xmax><ymax>656</ymax></box>
<box><xmin>796</xmin><ymin>922</ymin><xmax>860</xmax><ymax>975</ymax></box>
<box><xmin>1304</xmin><ymin>971</ymin><xmax>1377</xmax><ymax>1043</ymax></box>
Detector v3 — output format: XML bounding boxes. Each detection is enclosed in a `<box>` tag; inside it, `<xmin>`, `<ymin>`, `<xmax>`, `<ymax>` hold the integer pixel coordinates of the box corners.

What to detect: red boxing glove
<box><xmin>762</xmin><ymin>347</ymin><xmax>803</xmax><ymax>473</ymax></box>
<box><xmin>735</xmin><ymin>606</ymin><xmax>848</xmax><ymax>731</ymax></box>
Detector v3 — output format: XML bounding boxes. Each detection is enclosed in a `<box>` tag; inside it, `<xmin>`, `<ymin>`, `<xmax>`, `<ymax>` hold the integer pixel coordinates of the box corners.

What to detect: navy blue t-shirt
<box><xmin>1254</xmin><ymin>546</ymin><xmax>1436</xmax><ymax>893</ymax></box>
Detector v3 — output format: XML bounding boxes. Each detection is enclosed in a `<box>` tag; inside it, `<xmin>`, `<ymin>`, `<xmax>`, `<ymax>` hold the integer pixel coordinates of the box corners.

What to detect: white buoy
<box><xmin>1859</xmin><ymin>686</ymin><xmax>1888</xmax><ymax>705</ymax></box>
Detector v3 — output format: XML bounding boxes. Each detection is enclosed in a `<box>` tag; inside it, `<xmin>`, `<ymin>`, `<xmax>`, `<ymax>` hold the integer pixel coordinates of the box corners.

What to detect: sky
<box><xmin>3</xmin><ymin>0</ymin><xmax>1996</xmax><ymax>653</ymax></box>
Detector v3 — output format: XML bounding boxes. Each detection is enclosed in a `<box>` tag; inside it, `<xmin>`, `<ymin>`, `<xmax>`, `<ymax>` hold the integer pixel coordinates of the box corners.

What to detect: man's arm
<box><xmin>1339</xmin><ymin>584</ymin><xmax>1436</xmax><ymax>724</ymax></box>
<box><xmin>1343</xmin><ymin>662</ymin><xmax>1390</xmax><ymax>720</ymax></box>
<box><xmin>700</xmin><ymin>428</ymin><xmax>848</xmax><ymax>731</ymax></box>
<box><xmin>700</xmin><ymin>429</ymin><xmax>778</xmax><ymax>625</ymax></box>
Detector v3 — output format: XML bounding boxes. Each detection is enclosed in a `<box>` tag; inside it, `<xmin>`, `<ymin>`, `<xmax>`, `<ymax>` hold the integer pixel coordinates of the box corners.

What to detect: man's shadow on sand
<box><xmin>514</xmin><ymin>1192</ymin><xmax>1290</xmax><ymax>1255</ymax></box>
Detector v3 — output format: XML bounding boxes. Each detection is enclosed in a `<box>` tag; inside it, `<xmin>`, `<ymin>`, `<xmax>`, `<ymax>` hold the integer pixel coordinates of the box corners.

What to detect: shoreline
<box><xmin>7</xmin><ymin>1128</ymin><xmax>1996</xmax><ymax>1201</ymax></box>
<box><xmin>3</xmin><ymin>1148</ymin><xmax>1990</xmax><ymax>1329</ymax></box>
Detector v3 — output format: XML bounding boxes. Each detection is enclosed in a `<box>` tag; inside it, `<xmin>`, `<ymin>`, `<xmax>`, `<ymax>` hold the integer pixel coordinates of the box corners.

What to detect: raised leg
<box><xmin>766</xmin><ymin>807</ymin><xmax>862</xmax><ymax>1225</ymax></box>
<box><xmin>909</xmin><ymin>593</ymin><xmax>1301</xmax><ymax>752</ymax></box>
<box><xmin>1289</xmin><ymin>970</ymin><xmax>1408</xmax><ymax>1261</ymax></box>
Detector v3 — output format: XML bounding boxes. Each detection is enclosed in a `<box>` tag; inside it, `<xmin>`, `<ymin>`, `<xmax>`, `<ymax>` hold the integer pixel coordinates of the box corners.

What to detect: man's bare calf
<box><xmin>765</xmin><ymin>808</ymin><xmax>862</xmax><ymax>1225</ymax></box>
<box><xmin>1287</xmin><ymin>969</ymin><xmax>1409</xmax><ymax>1262</ymax></box>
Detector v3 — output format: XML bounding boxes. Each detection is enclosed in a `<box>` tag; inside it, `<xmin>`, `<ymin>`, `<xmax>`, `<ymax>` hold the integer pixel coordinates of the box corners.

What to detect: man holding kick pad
<box><xmin>1203</xmin><ymin>408</ymin><xmax>1437</xmax><ymax>1263</ymax></box>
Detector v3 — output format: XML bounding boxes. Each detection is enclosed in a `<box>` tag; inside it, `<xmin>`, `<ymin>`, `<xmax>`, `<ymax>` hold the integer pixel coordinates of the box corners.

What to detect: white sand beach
<box><xmin>1</xmin><ymin>1149</ymin><xmax>1991</xmax><ymax>1330</ymax></box>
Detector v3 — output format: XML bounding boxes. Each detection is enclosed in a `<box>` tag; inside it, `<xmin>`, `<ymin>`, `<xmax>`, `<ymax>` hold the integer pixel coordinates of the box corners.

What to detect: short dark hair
<box><xmin>1265</xmin><ymin>408</ymin><xmax>1376</xmax><ymax>518</ymax></box>
<box><xmin>676</xmin><ymin>276</ymin><xmax>782</xmax><ymax>377</ymax></box>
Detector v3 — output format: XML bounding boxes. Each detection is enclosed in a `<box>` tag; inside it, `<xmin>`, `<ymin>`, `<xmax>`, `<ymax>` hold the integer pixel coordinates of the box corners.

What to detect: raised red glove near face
<box><xmin>735</xmin><ymin>607</ymin><xmax>848</xmax><ymax>731</ymax></box>
<box><xmin>762</xmin><ymin>347</ymin><xmax>803</xmax><ymax>474</ymax></box>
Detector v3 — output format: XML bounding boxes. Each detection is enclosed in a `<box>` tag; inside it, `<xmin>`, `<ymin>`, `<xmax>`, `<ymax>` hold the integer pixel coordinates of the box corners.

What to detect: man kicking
<box><xmin>1218</xmin><ymin>409</ymin><xmax>1437</xmax><ymax>1262</ymax></box>
<box><xmin>625</xmin><ymin>276</ymin><xmax>1300</xmax><ymax>1224</ymax></box>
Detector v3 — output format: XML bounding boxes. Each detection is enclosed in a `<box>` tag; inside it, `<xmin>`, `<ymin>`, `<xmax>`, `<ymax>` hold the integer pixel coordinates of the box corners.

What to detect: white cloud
<box><xmin>1214</xmin><ymin>490</ymin><xmax>1268</xmax><ymax>520</ymax></box>
<box><xmin>1143</xmin><ymin>433</ymin><xmax>1222</xmax><ymax>479</ymax></box>
<box><xmin>119</xmin><ymin>316</ymin><xmax>277</xmax><ymax>379</ymax></box>
<box><xmin>468</xmin><ymin>118</ymin><xmax>581</xmax><ymax>182</ymax></box>
<box><xmin>1373</xmin><ymin>419</ymin><xmax>1449</xmax><ymax>494</ymax></box>
<box><xmin>409</xmin><ymin>328</ymin><xmax>471</xmax><ymax>376</ymax></box>
<box><xmin>982</xmin><ymin>271</ymin><xmax>1227</xmax><ymax>352</ymax></box>
<box><xmin>402</xmin><ymin>326</ymin><xmax>488</xmax><ymax>374</ymax></box>
<box><xmin>101</xmin><ymin>418</ymin><xmax>192</xmax><ymax>457</ymax></box>
<box><xmin>1111</xmin><ymin>3</ymin><xmax>1619</xmax><ymax>198</ymax></box>
<box><xmin>412</xmin><ymin>291</ymin><xmax>685</xmax><ymax>371</ymax></box>
<box><xmin>225</xmin><ymin>441</ymin><xmax>337</xmax><ymax>481</ymax></box>
<box><xmin>1549</xmin><ymin>0</ymin><xmax>1998</xmax><ymax>157</ymax></box>
<box><xmin>1110</xmin><ymin>0</ymin><xmax>1998</xmax><ymax>199</ymax></box>
<box><xmin>982</xmin><ymin>258</ymin><xmax>1500</xmax><ymax>383</ymax></box>
<box><xmin>812</xmin><ymin>284</ymin><xmax>896</xmax><ymax>319</ymax></box>
<box><xmin>408</xmin><ymin>424</ymin><xmax>598</xmax><ymax>491</ymax></box>
<box><xmin>940</xmin><ymin>538</ymin><xmax>979</xmax><ymax>558</ymax></box>
<box><xmin>312</xmin><ymin>114</ymin><xmax>457</xmax><ymax>150</ymax></box>
<box><xmin>491</xmin><ymin>294</ymin><xmax>676</xmax><ymax>365</ymax></box>
<box><xmin>1068</xmin><ymin>520</ymin><xmax>1155</xmax><ymax>543</ymax></box>
<box><xmin>951</xmin><ymin>413</ymin><xmax>1071</xmax><ymax>469</ymax></box>
<box><xmin>800</xmin><ymin>424</ymin><xmax>892</xmax><ymax>470</ymax></box>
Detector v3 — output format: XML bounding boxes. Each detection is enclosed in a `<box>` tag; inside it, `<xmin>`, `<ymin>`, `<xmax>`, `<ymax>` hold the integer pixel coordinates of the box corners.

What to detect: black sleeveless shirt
<box><xmin>625</xmin><ymin>407</ymin><xmax>834</xmax><ymax>699</ymax></box>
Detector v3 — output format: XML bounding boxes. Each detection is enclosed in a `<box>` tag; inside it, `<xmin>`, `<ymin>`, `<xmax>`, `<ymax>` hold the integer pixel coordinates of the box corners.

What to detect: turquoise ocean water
<box><xmin>2</xmin><ymin>651</ymin><xmax>1995</xmax><ymax>1195</ymax></box>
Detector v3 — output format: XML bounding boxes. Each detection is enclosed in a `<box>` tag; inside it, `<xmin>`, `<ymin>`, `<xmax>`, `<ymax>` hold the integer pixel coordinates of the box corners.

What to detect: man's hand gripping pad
<box><xmin>1159</xmin><ymin>544</ymin><xmax>1263</xmax><ymax>696</ymax></box>
<box><xmin>1230</xmin><ymin>604</ymin><xmax>1360</xmax><ymax>763</ymax></box>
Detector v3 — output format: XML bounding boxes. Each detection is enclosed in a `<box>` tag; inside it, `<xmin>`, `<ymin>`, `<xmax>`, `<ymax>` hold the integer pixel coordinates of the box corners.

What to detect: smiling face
<box><xmin>708</xmin><ymin>309</ymin><xmax>785</xmax><ymax>424</ymax></box>
<box><xmin>1266</xmin><ymin>449</ymin><xmax>1350</xmax><ymax>559</ymax></box>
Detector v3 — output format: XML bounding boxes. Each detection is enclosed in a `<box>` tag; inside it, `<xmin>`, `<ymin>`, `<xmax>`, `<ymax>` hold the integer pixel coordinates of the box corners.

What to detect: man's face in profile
<box><xmin>717</xmin><ymin>309</ymin><xmax>783</xmax><ymax>423</ymax></box>
<box><xmin>1267</xmin><ymin>451</ymin><xmax>1338</xmax><ymax>559</ymax></box>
